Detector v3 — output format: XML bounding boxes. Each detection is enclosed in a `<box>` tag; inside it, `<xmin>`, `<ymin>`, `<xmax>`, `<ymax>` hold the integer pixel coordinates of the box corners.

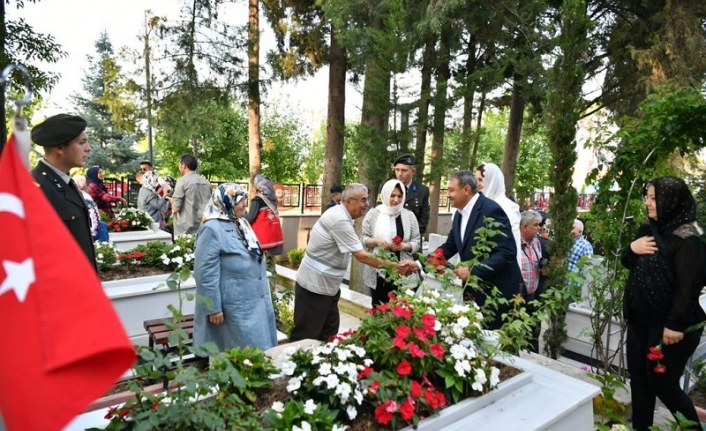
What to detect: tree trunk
<box><xmin>0</xmin><ymin>0</ymin><xmax>7</xmax><ymax>153</ymax></box>
<box><xmin>413</xmin><ymin>34</ymin><xmax>435</xmax><ymax>178</ymax></box>
<box><xmin>459</xmin><ymin>34</ymin><xmax>477</xmax><ymax>170</ymax></box>
<box><xmin>427</xmin><ymin>31</ymin><xmax>451</xmax><ymax>236</ymax></box>
<box><xmin>322</xmin><ymin>26</ymin><xmax>346</xmax><ymax>213</ymax></box>
<box><xmin>501</xmin><ymin>79</ymin><xmax>526</xmax><ymax>197</ymax></box>
<box><xmin>469</xmin><ymin>92</ymin><xmax>486</xmax><ymax>170</ymax></box>
<box><xmin>248</xmin><ymin>0</ymin><xmax>262</xmax><ymax>194</ymax></box>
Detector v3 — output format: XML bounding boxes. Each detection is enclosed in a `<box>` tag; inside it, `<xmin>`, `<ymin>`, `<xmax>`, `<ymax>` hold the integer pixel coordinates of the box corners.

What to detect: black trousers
<box><xmin>289</xmin><ymin>283</ymin><xmax>341</xmax><ymax>342</ymax></box>
<box><xmin>371</xmin><ymin>276</ymin><xmax>398</xmax><ymax>307</ymax></box>
<box><xmin>626</xmin><ymin>316</ymin><xmax>701</xmax><ymax>431</ymax></box>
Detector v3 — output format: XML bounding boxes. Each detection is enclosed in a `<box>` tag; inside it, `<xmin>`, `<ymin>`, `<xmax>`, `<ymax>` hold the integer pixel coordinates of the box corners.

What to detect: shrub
<box><xmin>108</xmin><ymin>208</ymin><xmax>153</xmax><ymax>232</ymax></box>
<box><xmin>94</xmin><ymin>241</ymin><xmax>118</xmax><ymax>271</ymax></box>
<box><xmin>286</xmin><ymin>248</ymin><xmax>305</xmax><ymax>267</ymax></box>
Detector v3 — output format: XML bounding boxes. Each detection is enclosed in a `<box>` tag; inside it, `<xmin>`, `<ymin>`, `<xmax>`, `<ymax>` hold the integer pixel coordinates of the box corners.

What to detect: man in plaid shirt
<box><xmin>568</xmin><ymin>219</ymin><xmax>593</xmax><ymax>272</ymax></box>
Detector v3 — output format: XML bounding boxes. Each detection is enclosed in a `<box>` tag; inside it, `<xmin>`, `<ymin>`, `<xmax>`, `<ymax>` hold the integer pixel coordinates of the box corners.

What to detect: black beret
<box><xmin>330</xmin><ymin>186</ymin><xmax>344</xmax><ymax>194</ymax></box>
<box><xmin>393</xmin><ymin>154</ymin><xmax>415</xmax><ymax>166</ymax></box>
<box><xmin>31</xmin><ymin>114</ymin><xmax>87</xmax><ymax>147</ymax></box>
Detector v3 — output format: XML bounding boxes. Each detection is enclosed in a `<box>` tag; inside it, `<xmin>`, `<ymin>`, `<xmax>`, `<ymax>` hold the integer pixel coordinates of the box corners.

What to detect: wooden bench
<box><xmin>143</xmin><ymin>314</ymin><xmax>197</xmax><ymax>390</ymax></box>
<box><xmin>144</xmin><ymin>314</ymin><xmax>195</xmax><ymax>353</ymax></box>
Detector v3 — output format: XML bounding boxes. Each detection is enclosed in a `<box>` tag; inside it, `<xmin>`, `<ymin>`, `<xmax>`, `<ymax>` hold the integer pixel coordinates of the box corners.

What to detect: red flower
<box><xmin>399</xmin><ymin>399</ymin><xmax>415</xmax><ymax>421</ymax></box>
<box><xmin>411</xmin><ymin>380</ymin><xmax>422</xmax><ymax>398</ymax></box>
<box><xmin>387</xmin><ymin>293</ymin><xmax>397</xmax><ymax>301</ymax></box>
<box><xmin>430</xmin><ymin>343</ymin><xmax>444</xmax><ymax>358</ymax></box>
<box><xmin>369</xmin><ymin>381</ymin><xmax>380</xmax><ymax>394</ymax></box>
<box><xmin>407</xmin><ymin>342</ymin><xmax>426</xmax><ymax>358</ymax></box>
<box><xmin>434</xmin><ymin>248</ymin><xmax>445</xmax><ymax>258</ymax></box>
<box><xmin>393</xmin><ymin>336</ymin><xmax>407</xmax><ymax>350</ymax></box>
<box><xmin>423</xmin><ymin>387</ymin><xmax>446</xmax><ymax>409</ymax></box>
<box><xmin>395</xmin><ymin>325</ymin><xmax>410</xmax><ymax>338</ymax></box>
<box><xmin>358</xmin><ymin>365</ymin><xmax>374</xmax><ymax>379</ymax></box>
<box><xmin>133</xmin><ymin>251</ymin><xmax>143</xmax><ymax>259</ymax></box>
<box><xmin>413</xmin><ymin>327</ymin><xmax>428</xmax><ymax>343</ymax></box>
<box><xmin>374</xmin><ymin>403</ymin><xmax>394</xmax><ymax>425</ymax></box>
<box><xmin>654</xmin><ymin>363</ymin><xmax>667</xmax><ymax>374</ymax></box>
<box><xmin>421</xmin><ymin>314</ymin><xmax>436</xmax><ymax>330</ymax></box>
<box><xmin>392</xmin><ymin>305</ymin><xmax>412</xmax><ymax>320</ymax></box>
<box><xmin>647</xmin><ymin>346</ymin><xmax>664</xmax><ymax>361</ymax></box>
<box><xmin>393</xmin><ymin>235</ymin><xmax>403</xmax><ymax>245</ymax></box>
<box><xmin>397</xmin><ymin>360</ymin><xmax>412</xmax><ymax>376</ymax></box>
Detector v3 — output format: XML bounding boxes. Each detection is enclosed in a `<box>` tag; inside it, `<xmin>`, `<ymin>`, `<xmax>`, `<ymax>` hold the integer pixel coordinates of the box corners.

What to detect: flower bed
<box><xmin>95</xmin><ymin>235</ymin><xmax>195</xmax><ymax>277</ymax></box>
<box><xmin>106</xmin><ymin>208</ymin><xmax>154</xmax><ymax>232</ymax></box>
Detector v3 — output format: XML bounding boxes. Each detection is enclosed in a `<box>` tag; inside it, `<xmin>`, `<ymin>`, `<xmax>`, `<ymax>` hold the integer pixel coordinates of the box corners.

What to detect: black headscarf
<box><xmin>645</xmin><ymin>176</ymin><xmax>696</xmax><ymax>235</ymax></box>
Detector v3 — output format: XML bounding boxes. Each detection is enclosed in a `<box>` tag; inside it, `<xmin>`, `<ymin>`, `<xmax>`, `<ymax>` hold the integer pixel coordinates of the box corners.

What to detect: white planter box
<box><xmin>563</xmin><ymin>301</ymin><xmax>624</xmax><ymax>366</ymax></box>
<box><xmin>103</xmin><ymin>274</ymin><xmax>196</xmax><ymax>346</ymax></box>
<box><xmin>110</xmin><ymin>228</ymin><xmax>173</xmax><ymax>251</ymax></box>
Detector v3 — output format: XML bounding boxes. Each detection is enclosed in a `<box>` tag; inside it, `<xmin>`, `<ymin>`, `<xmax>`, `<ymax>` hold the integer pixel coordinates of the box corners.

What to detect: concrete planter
<box><xmin>110</xmin><ymin>228</ymin><xmax>173</xmax><ymax>251</ymax></box>
<box><xmin>563</xmin><ymin>301</ymin><xmax>624</xmax><ymax>365</ymax></box>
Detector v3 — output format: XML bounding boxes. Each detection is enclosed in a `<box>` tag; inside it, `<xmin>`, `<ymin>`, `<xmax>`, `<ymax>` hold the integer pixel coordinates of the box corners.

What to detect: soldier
<box><xmin>30</xmin><ymin>114</ymin><xmax>96</xmax><ymax>267</ymax></box>
<box><xmin>393</xmin><ymin>154</ymin><xmax>430</xmax><ymax>237</ymax></box>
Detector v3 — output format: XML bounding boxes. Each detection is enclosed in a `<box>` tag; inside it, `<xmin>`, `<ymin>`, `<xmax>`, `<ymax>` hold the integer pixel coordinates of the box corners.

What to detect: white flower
<box><xmin>354</xmin><ymin>389</ymin><xmax>363</xmax><ymax>405</ymax></box>
<box><xmin>335</xmin><ymin>381</ymin><xmax>352</xmax><ymax>401</ymax></box>
<box><xmin>454</xmin><ymin>359</ymin><xmax>471</xmax><ymax>377</ymax></box>
<box><xmin>472</xmin><ymin>368</ymin><xmax>488</xmax><ymax>392</ymax></box>
<box><xmin>363</xmin><ymin>358</ymin><xmax>374</xmax><ymax>367</ymax></box>
<box><xmin>610</xmin><ymin>425</ymin><xmax>629</xmax><ymax>431</ymax></box>
<box><xmin>319</xmin><ymin>362</ymin><xmax>332</xmax><ymax>376</ymax></box>
<box><xmin>324</xmin><ymin>373</ymin><xmax>340</xmax><ymax>389</ymax></box>
<box><xmin>335</xmin><ymin>348</ymin><xmax>351</xmax><ymax>362</ymax></box>
<box><xmin>489</xmin><ymin>367</ymin><xmax>500</xmax><ymax>387</ymax></box>
<box><xmin>242</xmin><ymin>359</ymin><xmax>252</xmax><ymax>367</ymax></box>
<box><xmin>271</xmin><ymin>401</ymin><xmax>284</xmax><ymax>413</ymax></box>
<box><xmin>346</xmin><ymin>404</ymin><xmax>358</xmax><ymax>420</ymax></box>
<box><xmin>281</xmin><ymin>360</ymin><xmax>297</xmax><ymax>376</ymax></box>
<box><xmin>303</xmin><ymin>399</ymin><xmax>317</xmax><ymax>415</ymax></box>
<box><xmin>457</xmin><ymin>316</ymin><xmax>470</xmax><ymax>328</ymax></box>
<box><xmin>287</xmin><ymin>377</ymin><xmax>302</xmax><ymax>392</ymax></box>
<box><xmin>434</xmin><ymin>320</ymin><xmax>442</xmax><ymax>331</ymax></box>
<box><xmin>293</xmin><ymin>421</ymin><xmax>312</xmax><ymax>431</ymax></box>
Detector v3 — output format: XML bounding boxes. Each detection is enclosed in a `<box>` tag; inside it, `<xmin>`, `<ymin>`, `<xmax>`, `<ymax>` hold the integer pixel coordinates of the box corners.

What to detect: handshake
<box><xmin>394</xmin><ymin>259</ymin><xmax>419</xmax><ymax>276</ymax></box>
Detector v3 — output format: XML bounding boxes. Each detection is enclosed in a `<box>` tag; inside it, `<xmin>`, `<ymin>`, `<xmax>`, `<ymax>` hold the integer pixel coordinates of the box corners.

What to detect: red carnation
<box><xmin>434</xmin><ymin>248</ymin><xmax>444</xmax><ymax>257</ymax></box>
<box><xmin>647</xmin><ymin>346</ymin><xmax>664</xmax><ymax>361</ymax></box>
<box><xmin>654</xmin><ymin>363</ymin><xmax>667</xmax><ymax>374</ymax></box>
<box><xmin>407</xmin><ymin>342</ymin><xmax>426</xmax><ymax>358</ymax></box>
<box><xmin>397</xmin><ymin>360</ymin><xmax>412</xmax><ymax>376</ymax></box>
<box><xmin>393</xmin><ymin>235</ymin><xmax>403</xmax><ymax>245</ymax></box>
<box><xmin>430</xmin><ymin>344</ymin><xmax>445</xmax><ymax>358</ymax></box>
<box><xmin>399</xmin><ymin>399</ymin><xmax>415</xmax><ymax>421</ymax></box>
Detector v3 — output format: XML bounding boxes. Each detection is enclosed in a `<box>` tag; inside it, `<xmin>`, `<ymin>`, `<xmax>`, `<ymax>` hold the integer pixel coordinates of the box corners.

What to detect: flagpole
<box><xmin>0</xmin><ymin>64</ymin><xmax>33</xmax><ymax>167</ymax></box>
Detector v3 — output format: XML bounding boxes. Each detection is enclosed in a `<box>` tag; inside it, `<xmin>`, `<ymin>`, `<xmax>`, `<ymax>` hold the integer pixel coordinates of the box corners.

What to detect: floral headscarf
<box><xmin>373</xmin><ymin>179</ymin><xmax>406</xmax><ymax>242</ymax></box>
<box><xmin>478</xmin><ymin>162</ymin><xmax>505</xmax><ymax>200</ymax></box>
<box><xmin>645</xmin><ymin>176</ymin><xmax>696</xmax><ymax>235</ymax></box>
<box><xmin>203</xmin><ymin>183</ymin><xmax>247</xmax><ymax>221</ymax></box>
<box><xmin>202</xmin><ymin>183</ymin><xmax>263</xmax><ymax>259</ymax></box>
<box><xmin>142</xmin><ymin>171</ymin><xmax>160</xmax><ymax>193</ymax></box>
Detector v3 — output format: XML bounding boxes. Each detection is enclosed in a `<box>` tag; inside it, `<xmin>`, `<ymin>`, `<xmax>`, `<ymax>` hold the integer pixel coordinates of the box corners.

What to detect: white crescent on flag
<box><xmin>0</xmin><ymin>191</ymin><xmax>34</xmax><ymax>302</ymax></box>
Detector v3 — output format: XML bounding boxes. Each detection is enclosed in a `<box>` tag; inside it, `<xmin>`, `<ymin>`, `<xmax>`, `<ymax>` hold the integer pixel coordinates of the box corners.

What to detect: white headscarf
<box><xmin>373</xmin><ymin>179</ymin><xmax>406</xmax><ymax>242</ymax></box>
<box><xmin>480</xmin><ymin>162</ymin><xmax>506</xmax><ymax>200</ymax></box>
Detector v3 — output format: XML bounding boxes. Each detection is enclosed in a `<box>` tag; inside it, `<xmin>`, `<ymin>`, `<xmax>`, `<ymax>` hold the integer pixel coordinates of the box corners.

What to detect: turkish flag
<box><xmin>0</xmin><ymin>132</ymin><xmax>136</xmax><ymax>430</ymax></box>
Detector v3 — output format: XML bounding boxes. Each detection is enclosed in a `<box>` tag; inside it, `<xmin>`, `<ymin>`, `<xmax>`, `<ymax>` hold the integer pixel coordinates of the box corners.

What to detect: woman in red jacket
<box><xmin>87</xmin><ymin>165</ymin><xmax>125</xmax><ymax>219</ymax></box>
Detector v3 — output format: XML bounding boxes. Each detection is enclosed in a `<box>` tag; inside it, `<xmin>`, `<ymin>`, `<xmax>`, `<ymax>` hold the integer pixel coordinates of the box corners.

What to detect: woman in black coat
<box><xmin>622</xmin><ymin>176</ymin><xmax>706</xmax><ymax>430</ymax></box>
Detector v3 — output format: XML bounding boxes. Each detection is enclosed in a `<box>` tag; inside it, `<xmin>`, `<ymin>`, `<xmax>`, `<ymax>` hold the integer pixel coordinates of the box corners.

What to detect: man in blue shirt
<box><xmin>568</xmin><ymin>219</ymin><xmax>593</xmax><ymax>272</ymax></box>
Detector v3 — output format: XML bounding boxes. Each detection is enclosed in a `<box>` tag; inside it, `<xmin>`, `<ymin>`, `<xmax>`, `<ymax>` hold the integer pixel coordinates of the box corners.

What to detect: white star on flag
<box><xmin>0</xmin><ymin>258</ymin><xmax>35</xmax><ymax>303</ymax></box>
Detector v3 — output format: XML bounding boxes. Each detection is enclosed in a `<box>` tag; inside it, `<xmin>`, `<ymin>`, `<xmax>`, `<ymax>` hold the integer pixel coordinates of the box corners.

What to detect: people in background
<box><xmin>193</xmin><ymin>183</ymin><xmax>278</xmax><ymax>352</ymax></box>
<box><xmin>290</xmin><ymin>184</ymin><xmax>417</xmax><ymax>342</ymax></box>
<box><xmin>137</xmin><ymin>171</ymin><xmax>170</xmax><ymax>227</ymax></box>
<box><xmin>518</xmin><ymin>210</ymin><xmax>549</xmax><ymax>353</ymax></box>
<box><xmin>87</xmin><ymin>165</ymin><xmax>126</xmax><ymax>220</ymax></box>
<box><xmin>475</xmin><ymin>162</ymin><xmax>522</xmax><ymax>270</ymax></box>
<box><xmin>393</xmin><ymin>154</ymin><xmax>430</xmax><ymax>239</ymax></box>
<box><xmin>621</xmin><ymin>176</ymin><xmax>706</xmax><ymax>431</ymax></box>
<box><xmin>170</xmin><ymin>154</ymin><xmax>212</xmax><ymax>237</ymax></box>
<box><xmin>29</xmin><ymin>114</ymin><xmax>96</xmax><ymax>265</ymax></box>
<box><xmin>361</xmin><ymin>179</ymin><xmax>421</xmax><ymax>306</ymax></box>
<box><xmin>247</xmin><ymin>174</ymin><xmax>284</xmax><ymax>270</ymax></box>
<box><xmin>432</xmin><ymin>170</ymin><xmax>524</xmax><ymax>330</ymax></box>
<box><xmin>73</xmin><ymin>175</ymin><xmax>109</xmax><ymax>242</ymax></box>
<box><xmin>325</xmin><ymin>185</ymin><xmax>344</xmax><ymax>211</ymax></box>
<box><xmin>139</xmin><ymin>160</ymin><xmax>153</xmax><ymax>174</ymax></box>
<box><xmin>568</xmin><ymin>219</ymin><xmax>593</xmax><ymax>273</ymax></box>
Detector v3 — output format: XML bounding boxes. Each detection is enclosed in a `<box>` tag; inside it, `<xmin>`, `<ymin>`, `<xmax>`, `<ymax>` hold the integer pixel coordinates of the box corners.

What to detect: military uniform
<box><xmin>403</xmin><ymin>180</ymin><xmax>430</xmax><ymax>236</ymax></box>
<box><xmin>30</xmin><ymin>114</ymin><xmax>96</xmax><ymax>268</ymax></box>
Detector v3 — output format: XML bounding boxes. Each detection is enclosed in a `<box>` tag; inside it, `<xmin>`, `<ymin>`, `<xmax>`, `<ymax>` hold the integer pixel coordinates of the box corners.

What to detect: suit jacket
<box><xmin>32</xmin><ymin>163</ymin><xmax>96</xmax><ymax>267</ymax></box>
<box><xmin>439</xmin><ymin>194</ymin><xmax>524</xmax><ymax>317</ymax></box>
<box><xmin>404</xmin><ymin>180</ymin><xmax>430</xmax><ymax>235</ymax></box>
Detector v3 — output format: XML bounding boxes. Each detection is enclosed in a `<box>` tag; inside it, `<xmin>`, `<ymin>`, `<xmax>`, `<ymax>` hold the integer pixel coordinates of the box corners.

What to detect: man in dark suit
<box><xmin>30</xmin><ymin>114</ymin><xmax>96</xmax><ymax>267</ymax></box>
<box><xmin>393</xmin><ymin>154</ymin><xmax>430</xmax><ymax>237</ymax></box>
<box><xmin>437</xmin><ymin>170</ymin><xmax>524</xmax><ymax>329</ymax></box>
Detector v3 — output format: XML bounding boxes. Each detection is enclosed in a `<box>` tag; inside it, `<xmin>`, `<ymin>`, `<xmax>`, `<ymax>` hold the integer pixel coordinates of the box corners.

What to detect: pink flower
<box><xmin>393</xmin><ymin>336</ymin><xmax>407</xmax><ymax>350</ymax></box>
<box><xmin>407</xmin><ymin>342</ymin><xmax>426</xmax><ymax>358</ymax></box>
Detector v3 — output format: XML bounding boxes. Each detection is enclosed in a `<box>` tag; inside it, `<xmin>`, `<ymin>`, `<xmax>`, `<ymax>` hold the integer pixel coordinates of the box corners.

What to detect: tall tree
<box><xmin>248</xmin><ymin>0</ymin><xmax>261</xmax><ymax>192</ymax></box>
<box><xmin>0</xmin><ymin>0</ymin><xmax>66</xmax><ymax>151</ymax></box>
<box><xmin>73</xmin><ymin>32</ymin><xmax>142</xmax><ymax>174</ymax></box>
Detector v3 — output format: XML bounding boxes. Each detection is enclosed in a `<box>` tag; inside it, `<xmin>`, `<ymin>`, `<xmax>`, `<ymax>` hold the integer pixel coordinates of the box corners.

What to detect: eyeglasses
<box><xmin>349</xmin><ymin>197</ymin><xmax>369</xmax><ymax>204</ymax></box>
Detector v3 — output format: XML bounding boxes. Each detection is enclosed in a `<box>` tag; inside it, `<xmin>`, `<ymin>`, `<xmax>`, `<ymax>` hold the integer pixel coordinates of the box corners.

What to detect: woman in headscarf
<box><xmin>73</xmin><ymin>175</ymin><xmax>109</xmax><ymax>242</ymax></box>
<box><xmin>621</xmin><ymin>176</ymin><xmax>706</xmax><ymax>431</ymax></box>
<box><xmin>193</xmin><ymin>183</ymin><xmax>278</xmax><ymax>352</ymax></box>
<box><xmin>137</xmin><ymin>171</ymin><xmax>170</xmax><ymax>227</ymax></box>
<box><xmin>86</xmin><ymin>165</ymin><xmax>125</xmax><ymax>219</ymax></box>
<box><xmin>361</xmin><ymin>179</ymin><xmax>421</xmax><ymax>306</ymax></box>
<box><xmin>246</xmin><ymin>174</ymin><xmax>284</xmax><ymax>258</ymax></box>
<box><xmin>475</xmin><ymin>162</ymin><xmax>522</xmax><ymax>270</ymax></box>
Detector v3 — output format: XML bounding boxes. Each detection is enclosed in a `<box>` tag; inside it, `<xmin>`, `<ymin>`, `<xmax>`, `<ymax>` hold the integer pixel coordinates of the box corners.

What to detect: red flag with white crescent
<box><xmin>0</xmin><ymin>132</ymin><xmax>135</xmax><ymax>431</ymax></box>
